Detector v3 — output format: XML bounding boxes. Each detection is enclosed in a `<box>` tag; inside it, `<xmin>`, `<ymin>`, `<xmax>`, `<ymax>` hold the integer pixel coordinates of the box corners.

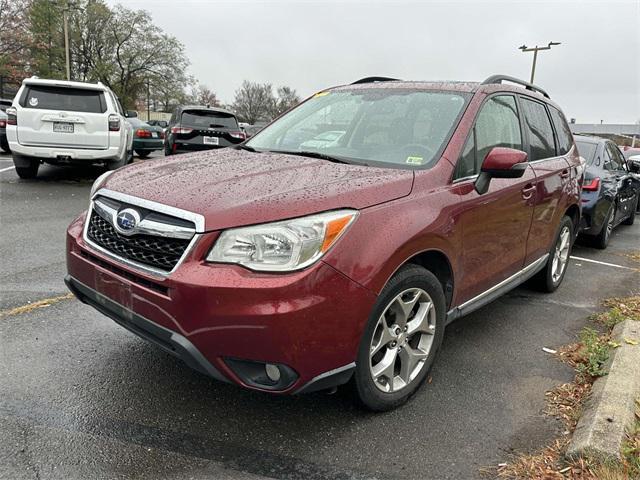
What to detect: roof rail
<box><xmin>351</xmin><ymin>76</ymin><xmax>401</xmax><ymax>85</ymax></box>
<box><xmin>481</xmin><ymin>74</ymin><xmax>550</xmax><ymax>99</ymax></box>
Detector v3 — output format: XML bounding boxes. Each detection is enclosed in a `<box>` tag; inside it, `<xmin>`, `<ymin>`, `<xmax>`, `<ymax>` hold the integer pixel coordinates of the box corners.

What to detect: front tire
<box><xmin>531</xmin><ymin>215</ymin><xmax>573</xmax><ymax>293</ymax></box>
<box><xmin>353</xmin><ymin>264</ymin><xmax>446</xmax><ymax>412</ymax></box>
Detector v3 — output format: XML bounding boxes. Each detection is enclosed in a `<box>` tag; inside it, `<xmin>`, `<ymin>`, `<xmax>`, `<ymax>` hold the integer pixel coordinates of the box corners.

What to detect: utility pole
<box><xmin>518</xmin><ymin>42</ymin><xmax>561</xmax><ymax>84</ymax></box>
<box><xmin>63</xmin><ymin>7</ymin><xmax>71</xmax><ymax>80</ymax></box>
<box><xmin>147</xmin><ymin>79</ymin><xmax>150</xmax><ymax>120</ymax></box>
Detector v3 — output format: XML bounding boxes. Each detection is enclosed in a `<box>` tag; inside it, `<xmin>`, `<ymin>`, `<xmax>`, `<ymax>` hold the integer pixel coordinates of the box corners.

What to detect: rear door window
<box><xmin>606</xmin><ymin>143</ymin><xmax>626</xmax><ymax>171</ymax></box>
<box><xmin>181</xmin><ymin>110</ymin><xmax>238</xmax><ymax>129</ymax></box>
<box><xmin>549</xmin><ymin>107</ymin><xmax>574</xmax><ymax>155</ymax></box>
<box><xmin>520</xmin><ymin>97</ymin><xmax>556</xmax><ymax>161</ymax></box>
<box><xmin>20</xmin><ymin>85</ymin><xmax>107</xmax><ymax>113</ymax></box>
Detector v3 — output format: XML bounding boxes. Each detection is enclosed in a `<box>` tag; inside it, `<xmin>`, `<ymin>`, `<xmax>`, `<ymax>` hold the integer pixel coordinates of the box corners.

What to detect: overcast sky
<box><xmin>107</xmin><ymin>0</ymin><xmax>639</xmax><ymax>123</ymax></box>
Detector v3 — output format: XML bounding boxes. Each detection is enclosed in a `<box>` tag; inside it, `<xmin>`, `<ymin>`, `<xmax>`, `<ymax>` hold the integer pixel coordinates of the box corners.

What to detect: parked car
<box><xmin>164</xmin><ymin>105</ymin><xmax>245</xmax><ymax>155</ymax></box>
<box><xmin>126</xmin><ymin>117</ymin><xmax>165</xmax><ymax>158</ymax></box>
<box><xmin>243</xmin><ymin>121</ymin><xmax>268</xmax><ymax>138</ymax></box>
<box><xmin>66</xmin><ymin>75</ymin><xmax>582</xmax><ymax>411</ymax></box>
<box><xmin>0</xmin><ymin>110</ymin><xmax>8</xmax><ymax>152</ymax></box>
<box><xmin>622</xmin><ymin>147</ymin><xmax>640</xmax><ymax>174</ymax></box>
<box><xmin>147</xmin><ymin>119</ymin><xmax>168</xmax><ymax>129</ymax></box>
<box><xmin>6</xmin><ymin>77</ymin><xmax>133</xmax><ymax>178</ymax></box>
<box><xmin>575</xmin><ymin>136</ymin><xmax>639</xmax><ymax>248</ymax></box>
<box><xmin>0</xmin><ymin>98</ymin><xmax>13</xmax><ymax>112</ymax></box>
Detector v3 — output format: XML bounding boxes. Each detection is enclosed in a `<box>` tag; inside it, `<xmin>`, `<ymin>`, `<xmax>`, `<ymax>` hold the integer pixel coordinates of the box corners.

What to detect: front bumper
<box><xmin>66</xmin><ymin>213</ymin><xmax>375</xmax><ymax>394</ymax></box>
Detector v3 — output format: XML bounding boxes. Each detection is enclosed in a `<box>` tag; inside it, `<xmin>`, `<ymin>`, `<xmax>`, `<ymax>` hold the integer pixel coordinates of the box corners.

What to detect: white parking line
<box><xmin>0</xmin><ymin>165</ymin><xmax>15</xmax><ymax>173</ymax></box>
<box><xmin>570</xmin><ymin>255</ymin><xmax>635</xmax><ymax>270</ymax></box>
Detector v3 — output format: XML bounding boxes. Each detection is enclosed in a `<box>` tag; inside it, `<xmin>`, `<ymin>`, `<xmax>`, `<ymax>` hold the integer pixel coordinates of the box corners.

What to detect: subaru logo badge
<box><xmin>115</xmin><ymin>208</ymin><xmax>140</xmax><ymax>235</ymax></box>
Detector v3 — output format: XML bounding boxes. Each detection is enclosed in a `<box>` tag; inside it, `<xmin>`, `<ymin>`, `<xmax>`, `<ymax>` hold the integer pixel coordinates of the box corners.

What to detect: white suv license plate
<box><xmin>53</xmin><ymin>122</ymin><xmax>74</xmax><ymax>133</ymax></box>
<box><xmin>203</xmin><ymin>136</ymin><xmax>219</xmax><ymax>145</ymax></box>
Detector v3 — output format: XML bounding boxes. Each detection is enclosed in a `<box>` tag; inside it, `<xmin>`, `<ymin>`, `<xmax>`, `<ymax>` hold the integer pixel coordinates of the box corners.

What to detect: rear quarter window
<box><xmin>575</xmin><ymin>141</ymin><xmax>598</xmax><ymax>165</ymax></box>
<box><xmin>20</xmin><ymin>85</ymin><xmax>107</xmax><ymax>113</ymax></box>
<box><xmin>549</xmin><ymin>107</ymin><xmax>574</xmax><ymax>155</ymax></box>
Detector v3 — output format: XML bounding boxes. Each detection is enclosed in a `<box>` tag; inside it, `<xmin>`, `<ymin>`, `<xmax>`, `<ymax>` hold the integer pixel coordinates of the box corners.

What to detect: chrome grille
<box><xmin>84</xmin><ymin>193</ymin><xmax>199</xmax><ymax>274</ymax></box>
<box><xmin>87</xmin><ymin>213</ymin><xmax>191</xmax><ymax>272</ymax></box>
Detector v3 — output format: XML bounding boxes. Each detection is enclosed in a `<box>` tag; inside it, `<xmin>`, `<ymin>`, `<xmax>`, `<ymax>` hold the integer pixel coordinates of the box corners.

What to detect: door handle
<box><xmin>522</xmin><ymin>183</ymin><xmax>536</xmax><ymax>200</ymax></box>
<box><xmin>560</xmin><ymin>169</ymin><xmax>570</xmax><ymax>179</ymax></box>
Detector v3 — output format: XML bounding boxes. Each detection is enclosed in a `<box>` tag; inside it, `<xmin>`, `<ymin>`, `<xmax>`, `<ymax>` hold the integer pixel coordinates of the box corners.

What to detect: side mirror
<box><xmin>475</xmin><ymin>147</ymin><xmax>528</xmax><ymax>194</ymax></box>
<box><xmin>628</xmin><ymin>155</ymin><xmax>640</xmax><ymax>173</ymax></box>
<box><xmin>124</xmin><ymin>110</ymin><xmax>137</xmax><ymax>118</ymax></box>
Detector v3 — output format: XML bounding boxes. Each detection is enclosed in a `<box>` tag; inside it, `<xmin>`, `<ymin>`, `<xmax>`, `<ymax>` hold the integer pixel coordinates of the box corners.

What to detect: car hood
<box><xmin>101</xmin><ymin>149</ymin><xmax>414</xmax><ymax>231</ymax></box>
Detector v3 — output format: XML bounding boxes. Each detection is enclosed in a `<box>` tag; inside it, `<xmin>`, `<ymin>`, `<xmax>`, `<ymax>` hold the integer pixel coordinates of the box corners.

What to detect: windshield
<box><xmin>575</xmin><ymin>140</ymin><xmax>598</xmax><ymax>165</ymax></box>
<box><xmin>181</xmin><ymin>110</ymin><xmax>238</xmax><ymax>129</ymax></box>
<box><xmin>246</xmin><ymin>88</ymin><xmax>469</xmax><ymax>168</ymax></box>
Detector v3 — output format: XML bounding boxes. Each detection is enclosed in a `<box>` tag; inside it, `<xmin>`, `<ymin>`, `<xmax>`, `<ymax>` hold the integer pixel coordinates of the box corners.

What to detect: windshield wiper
<box><xmin>271</xmin><ymin>150</ymin><xmax>353</xmax><ymax>164</ymax></box>
<box><xmin>235</xmin><ymin>144</ymin><xmax>259</xmax><ymax>152</ymax></box>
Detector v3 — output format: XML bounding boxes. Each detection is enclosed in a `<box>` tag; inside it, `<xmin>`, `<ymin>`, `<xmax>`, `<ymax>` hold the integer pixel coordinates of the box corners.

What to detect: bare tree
<box><xmin>271</xmin><ymin>86</ymin><xmax>301</xmax><ymax>118</ymax></box>
<box><xmin>231</xmin><ymin>81</ymin><xmax>276</xmax><ymax>124</ymax></box>
<box><xmin>191</xmin><ymin>84</ymin><xmax>222</xmax><ymax>107</ymax></box>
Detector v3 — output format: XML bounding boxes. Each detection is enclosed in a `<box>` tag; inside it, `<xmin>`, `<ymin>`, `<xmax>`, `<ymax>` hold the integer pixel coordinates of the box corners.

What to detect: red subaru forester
<box><xmin>66</xmin><ymin>75</ymin><xmax>583</xmax><ymax>411</ymax></box>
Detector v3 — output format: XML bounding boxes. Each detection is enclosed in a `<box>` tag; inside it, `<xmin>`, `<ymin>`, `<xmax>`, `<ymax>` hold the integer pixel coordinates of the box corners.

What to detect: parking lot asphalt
<box><xmin>1</xmin><ymin>150</ymin><xmax>639</xmax><ymax>480</ymax></box>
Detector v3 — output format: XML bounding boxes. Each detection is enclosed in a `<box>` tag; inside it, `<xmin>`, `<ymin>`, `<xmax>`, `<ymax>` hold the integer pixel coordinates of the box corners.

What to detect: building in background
<box><xmin>569</xmin><ymin>122</ymin><xmax>640</xmax><ymax>147</ymax></box>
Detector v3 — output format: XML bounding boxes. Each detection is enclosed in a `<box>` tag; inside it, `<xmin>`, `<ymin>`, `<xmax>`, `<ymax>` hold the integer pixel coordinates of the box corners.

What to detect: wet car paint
<box><xmin>67</xmin><ymin>80</ymin><xmax>582</xmax><ymax>395</ymax></box>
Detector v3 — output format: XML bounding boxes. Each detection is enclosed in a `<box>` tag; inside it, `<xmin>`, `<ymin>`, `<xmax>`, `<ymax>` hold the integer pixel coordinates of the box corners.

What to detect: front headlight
<box><xmin>90</xmin><ymin>170</ymin><xmax>114</xmax><ymax>198</ymax></box>
<box><xmin>206</xmin><ymin>210</ymin><xmax>358</xmax><ymax>272</ymax></box>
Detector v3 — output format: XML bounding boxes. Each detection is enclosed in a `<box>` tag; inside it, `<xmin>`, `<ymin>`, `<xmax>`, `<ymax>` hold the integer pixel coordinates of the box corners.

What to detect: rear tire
<box><xmin>594</xmin><ymin>205</ymin><xmax>615</xmax><ymax>249</ymax></box>
<box><xmin>622</xmin><ymin>197</ymin><xmax>637</xmax><ymax>225</ymax></box>
<box><xmin>135</xmin><ymin>150</ymin><xmax>150</xmax><ymax>159</ymax></box>
<box><xmin>164</xmin><ymin>142</ymin><xmax>172</xmax><ymax>156</ymax></box>
<box><xmin>531</xmin><ymin>215</ymin><xmax>573</xmax><ymax>293</ymax></box>
<box><xmin>106</xmin><ymin>149</ymin><xmax>127</xmax><ymax>171</ymax></box>
<box><xmin>353</xmin><ymin>264</ymin><xmax>446</xmax><ymax>412</ymax></box>
<box><xmin>13</xmin><ymin>155</ymin><xmax>39</xmax><ymax>179</ymax></box>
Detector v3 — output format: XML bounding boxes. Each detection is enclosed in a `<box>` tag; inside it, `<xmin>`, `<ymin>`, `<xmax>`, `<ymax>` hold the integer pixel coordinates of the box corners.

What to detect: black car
<box><xmin>164</xmin><ymin>105</ymin><xmax>246</xmax><ymax>155</ymax></box>
<box><xmin>0</xmin><ymin>99</ymin><xmax>12</xmax><ymax>112</ymax></box>
<box><xmin>0</xmin><ymin>110</ymin><xmax>8</xmax><ymax>152</ymax></box>
<box><xmin>575</xmin><ymin>136</ymin><xmax>639</xmax><ymax>248</ymax></box>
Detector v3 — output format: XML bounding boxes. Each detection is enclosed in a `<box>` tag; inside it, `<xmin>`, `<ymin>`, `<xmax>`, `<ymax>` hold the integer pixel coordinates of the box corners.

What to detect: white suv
<box><xmin>6</xmin><ymin>77</ymin><xmax>133</xmax><ymax>178</ymax></box>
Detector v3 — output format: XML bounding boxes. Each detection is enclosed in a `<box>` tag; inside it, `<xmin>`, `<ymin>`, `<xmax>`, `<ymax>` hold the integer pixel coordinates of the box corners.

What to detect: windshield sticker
<box><xmin>313</xmin><ymin>91</ymin><xmax>329</xmax><ymax>98</ymax></box>
<box><xmin>406</xmin><ymin>156</ymin><xmax>424</xmax><ymax>165</ymax></box>
<box><xmin>29</xmin><ymin>97</ymin><xmax>39</xmax><ymax>107</ymax></box>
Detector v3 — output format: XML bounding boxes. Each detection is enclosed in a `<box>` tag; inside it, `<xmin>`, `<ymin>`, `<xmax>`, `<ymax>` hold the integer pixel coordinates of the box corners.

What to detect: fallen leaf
<box><xmin>624</xmin><ymin>338</ymin><xmax>639</xmax><ymax>345</ymax></box>
<box><xmin>608</xmin><ymin>341</ymin><xmax>621</xmax><ymax>348</ymax></box>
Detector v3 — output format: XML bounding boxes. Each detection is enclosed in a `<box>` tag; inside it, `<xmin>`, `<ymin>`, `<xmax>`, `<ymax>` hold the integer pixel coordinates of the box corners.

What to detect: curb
<box><xmin>566</xmin><ymin>319</ymin><xmax>640</xmax><ymax>462</ymax></box>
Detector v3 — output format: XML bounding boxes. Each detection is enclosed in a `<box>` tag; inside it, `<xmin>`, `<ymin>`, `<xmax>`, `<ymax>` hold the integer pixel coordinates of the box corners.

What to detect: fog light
<box><xmin>224</xmin><ymin>358</ymin><xmax>298</xmax><ymax>391</ymax></box>
<box><xmin>265</xmin><ymin>363</ymin><xmax>281</xmax><ymax>382</ymax></box>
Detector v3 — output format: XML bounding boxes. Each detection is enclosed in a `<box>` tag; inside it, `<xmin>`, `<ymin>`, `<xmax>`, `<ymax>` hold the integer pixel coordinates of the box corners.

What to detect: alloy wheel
<box><xmin>551</xmin><ymin>225</ymin><xmax>571</xmax><ymax>283</ymax></box>
<box><xmin>369</xmin><ymin>288</ymin><xmax>436</xmax><ymax>393</ymax></box>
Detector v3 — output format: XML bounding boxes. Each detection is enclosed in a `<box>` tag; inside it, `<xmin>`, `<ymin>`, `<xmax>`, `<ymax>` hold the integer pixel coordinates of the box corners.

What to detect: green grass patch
<box><xmin>575</xmin><ymin>327</ymin><xmax>610</xmax><ymax>379</ymax></box>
